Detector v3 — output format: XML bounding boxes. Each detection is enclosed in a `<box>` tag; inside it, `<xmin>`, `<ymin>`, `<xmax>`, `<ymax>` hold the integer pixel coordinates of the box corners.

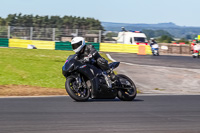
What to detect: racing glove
<box><xmin>84</xmin><ymin>54</ymin><xmax>92</xmax><ymax>62</ymax></box>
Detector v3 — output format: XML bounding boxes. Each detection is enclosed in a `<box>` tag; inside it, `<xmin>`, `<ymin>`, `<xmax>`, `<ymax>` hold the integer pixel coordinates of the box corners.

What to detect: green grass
<box><xmin>0</xmin><ymin>48</ymin><xmax>110</xmax><ymax>89</ymax></box>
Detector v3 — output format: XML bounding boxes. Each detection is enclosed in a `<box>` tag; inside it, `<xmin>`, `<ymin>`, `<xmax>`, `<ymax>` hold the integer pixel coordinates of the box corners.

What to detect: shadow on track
<box><xmin>73</xmin><ymin>98</ymin><xmax>144</xmax><ymax>102</ymax></box>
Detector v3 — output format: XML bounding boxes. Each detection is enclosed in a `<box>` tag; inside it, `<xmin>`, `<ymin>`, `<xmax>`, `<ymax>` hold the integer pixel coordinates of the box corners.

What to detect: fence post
<box><xmin>170</xmin><ymin>45</ymin><xmax>172</xmax><ymax>54</ymax></box>
<box><xmin>99</xmin><ymin>30</ymin><xmax>102</xmax><ymax>43</ymax></box>
<box><xmin>7</xmin><ymin>26</ymin><xmax>10</xmax><ymax>39</ymax></box>
<box><xmin>52</xmin><ymin>28</ymin><xmax>55</xmax><ymax>41</ymax></box>
<box><xmin>168</xmin><ymin>44</ymin><xmax>170</xmax><ymax>54</ymax></box>
<box><xmin>76</xmin><ymin>29</ymin><xmax>78</xmax><ymax>37</ymax></box>
<box><xmin>180</xmin><ymin>45</ymin><xmax>182</xmax><ymax>54</ymax></box>
<box><xmin>30</xmin><ymin>27</ymin><xmax>33</xmax><ymax>40</ymax></box>
<box><xmin>189</xmin><ymin>45</ymin><xmax>191</xmax><ymax>54</ymax></box>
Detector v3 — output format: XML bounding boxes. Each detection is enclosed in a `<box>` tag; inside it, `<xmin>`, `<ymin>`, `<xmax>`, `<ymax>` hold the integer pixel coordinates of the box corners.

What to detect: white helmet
<box><xmin>71</xmin><ymin>37</ymin><xmax>86</xmax><ymax>53</ymax></box>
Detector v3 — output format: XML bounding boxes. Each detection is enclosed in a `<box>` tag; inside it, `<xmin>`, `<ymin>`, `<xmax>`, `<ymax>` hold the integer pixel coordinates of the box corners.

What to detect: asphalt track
<box><xmin>1</xmin><ymin>53</ymin><xmax>200</xmax><ymax>133</ymax></box>
<box><xmin>1</xmin><ymin>95</ymin><xmax>200</xmax><ymax>133</ymax></box>
<box><xmin>108</xmin><ymin>53</ymin><xmax>200</xmax><ymax>69</ymax></box>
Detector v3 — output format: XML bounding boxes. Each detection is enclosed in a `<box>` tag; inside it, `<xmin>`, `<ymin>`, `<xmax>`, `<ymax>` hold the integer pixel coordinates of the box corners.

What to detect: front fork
<box><xmin>75</xmin><ymin>74</ymin><xmax>87</xmax><ymax>89</ymax></box>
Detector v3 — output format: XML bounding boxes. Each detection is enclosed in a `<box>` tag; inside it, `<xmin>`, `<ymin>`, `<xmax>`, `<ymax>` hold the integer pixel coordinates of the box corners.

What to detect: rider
<box><xmin>191</xmin><ymin>39</ymin><xmax>197</xmax><ymax>52</ymax></box>
<box><xmin>193</xmin><ymin>42</ymin><xmax>200</xmax><ymax>55</ymax></box>
<box><xmin>71</xmin><ymin>37</ymin><xmax>116</xmax><ymax>84</ymax></box>
<box><xmin>149</xmin><ymin>38</ymin><xmax>157</xmax><ymax>47</ymax></box>
<box><xmin>149</xmin><ymin>38</ymin><xmax>158</xmax><ymax>54</ymax></box>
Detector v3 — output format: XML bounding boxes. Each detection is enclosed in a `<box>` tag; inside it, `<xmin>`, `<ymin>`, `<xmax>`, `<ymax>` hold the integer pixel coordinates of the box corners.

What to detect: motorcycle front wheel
<box><xmin>65</xmin><ymin>76</ymin><xmax>90</xmax><ymax>102</ymax></box>
<box><xmin>117</xmin><ymin>74</ymin><xmax>137</xmax><ymax>101</ymax></box>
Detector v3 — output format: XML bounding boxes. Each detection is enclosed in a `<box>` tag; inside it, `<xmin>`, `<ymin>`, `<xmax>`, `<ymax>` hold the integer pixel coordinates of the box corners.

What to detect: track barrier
<box><xmin>100</xmin><ymin>43</ymin><xmax>152</xmax><ymax>55</ymax></box>
<box><xmin>2</xmin><ymin>38</ymin><xmax>152</xmax><ymax>54</ymax></box>
<box><xmin>0</xmin><ymin>38</ymin><xmax>9</xmax><ymax>47</ymax></box>
<box><xmin>137</xmin><ymin>45</ymin><xmax>146</xmax><ymax>55</ymax></box>
<box><xmin>55</xmin><ymin>42</ymin><xmax>72</xmax><ymax>51</ymax></box>
<box><xmin>9</xmin><ymin>39</ymin><xmax>32</xmax><ymax>48</ymax></box>
<box><xmin>100</xmin><ymin>43</ymin><xmax>138</xmax><ymax>53</ymax></box>
<box><xmin>9</xmin><ymin>39</ymin><xmax>55</xmax><ymax>49</ymax></box>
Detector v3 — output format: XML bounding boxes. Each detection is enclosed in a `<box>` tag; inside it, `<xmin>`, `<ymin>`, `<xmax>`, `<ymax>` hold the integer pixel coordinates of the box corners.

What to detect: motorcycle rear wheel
<box><xmin>65</xmin><ymin>76</ymin><xmax>90</xmax><ymax>102</ymax></box>
<box><xmin>117</xmin><ymin>74</ymin><xmax>137</xmax><ymax>101</ymax></box>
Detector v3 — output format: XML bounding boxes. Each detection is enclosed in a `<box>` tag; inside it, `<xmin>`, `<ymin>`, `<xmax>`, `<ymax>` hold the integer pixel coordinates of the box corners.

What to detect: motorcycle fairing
<box><xmin>109</xmin><ymin>62</ymin><xmax>120</xmax><ymax>69</ymax></box>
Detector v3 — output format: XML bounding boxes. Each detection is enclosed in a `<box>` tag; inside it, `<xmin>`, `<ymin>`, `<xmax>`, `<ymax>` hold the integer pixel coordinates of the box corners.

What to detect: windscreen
<box><xmin>134</xmin><ymin>37</ymin><xmax>146</xmax><ymax>42</ymax></box>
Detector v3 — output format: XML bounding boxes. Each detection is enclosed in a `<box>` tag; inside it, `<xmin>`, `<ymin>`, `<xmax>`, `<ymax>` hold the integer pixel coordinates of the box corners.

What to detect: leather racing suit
<box><xmin>77</xmin><ymin>44</ymin><xmax>110</xmax><ymax>72</ymax></box>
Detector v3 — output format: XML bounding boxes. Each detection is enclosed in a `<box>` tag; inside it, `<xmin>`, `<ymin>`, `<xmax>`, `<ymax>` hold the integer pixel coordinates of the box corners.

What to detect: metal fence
<box><xmin>0</xmin><ymin>26</ymin><xmax>8</xmax><ymax>38</ymax></box>
<box><xmin>0</xmin><ymin>26</ymin><xmax>102</xmax><ymax>42</ymax></box>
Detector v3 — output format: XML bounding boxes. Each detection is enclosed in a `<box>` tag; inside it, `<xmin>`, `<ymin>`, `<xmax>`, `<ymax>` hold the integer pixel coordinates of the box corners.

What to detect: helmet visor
<box><xmin>72</xmin><ymin>41</ymin><xmax>82</xmax><ymax>50</ymax></box>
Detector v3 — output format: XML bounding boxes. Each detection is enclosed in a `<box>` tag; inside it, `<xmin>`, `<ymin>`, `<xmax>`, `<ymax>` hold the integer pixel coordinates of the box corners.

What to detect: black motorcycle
<box><xmin>62</xmin><ymin>54</ymin><xmax>137</xmax><ymax>101</ymax></box>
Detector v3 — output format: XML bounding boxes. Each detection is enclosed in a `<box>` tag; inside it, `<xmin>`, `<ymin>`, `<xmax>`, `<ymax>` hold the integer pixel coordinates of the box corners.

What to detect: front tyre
<box><xmin>65</xmin><ymin>76</ymin><xmax>90</xmax><ymax>102</ymax></box>
<box><xmin>117</xmin><ymin>74</ymin><xmax>137</xmax><ymax>101</ymax></box>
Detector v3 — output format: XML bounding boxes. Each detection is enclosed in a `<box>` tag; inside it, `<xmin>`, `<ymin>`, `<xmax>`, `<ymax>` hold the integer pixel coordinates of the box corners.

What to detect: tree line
<box><xmin>0</xmin><ymin>13</ymin><xmax>104</xmax><ymax>30</ymax></box>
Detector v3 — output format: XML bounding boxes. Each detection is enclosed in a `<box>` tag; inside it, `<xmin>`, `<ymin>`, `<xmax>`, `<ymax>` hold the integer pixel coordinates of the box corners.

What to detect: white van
<box><xmin>117</xmin><ymin>31</ymin><xmax>148</xmax><ymax>45</ymax></box>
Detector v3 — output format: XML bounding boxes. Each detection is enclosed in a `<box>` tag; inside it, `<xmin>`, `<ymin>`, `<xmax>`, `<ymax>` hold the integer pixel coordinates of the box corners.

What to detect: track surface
<box><xmin>108</xmin><ymin>53</ymin><xmax>200</xmax><ymax>69</ymax></box>
<box><xmin>1</xmin><ymin>96</ymin><xmax>200</xmax><ymax>133</ymax></box>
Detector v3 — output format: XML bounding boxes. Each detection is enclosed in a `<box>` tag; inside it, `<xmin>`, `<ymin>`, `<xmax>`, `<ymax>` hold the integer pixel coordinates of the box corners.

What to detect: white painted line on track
<box><xmin>106</xmin><ymin>53</ymin><xmax>116</xmax><ymax>62</ymax></box>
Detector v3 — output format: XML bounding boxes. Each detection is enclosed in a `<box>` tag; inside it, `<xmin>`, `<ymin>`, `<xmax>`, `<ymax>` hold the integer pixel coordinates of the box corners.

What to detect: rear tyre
<box><xmin>65</xmin><ymin>76</ymin><xmax>90</xmax><ymax>102</ymax></box>
<box><xmin>117</xmin><ymin>74</ymin><xmax>137</xmax><ymax>101</ymax></box>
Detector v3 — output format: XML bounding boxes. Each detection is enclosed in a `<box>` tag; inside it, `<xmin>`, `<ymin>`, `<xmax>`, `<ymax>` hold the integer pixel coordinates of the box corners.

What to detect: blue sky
<box><xmin>0</xmin><ymin>0</ymin><xmax>200</xmax><ymax>26</ymax></box>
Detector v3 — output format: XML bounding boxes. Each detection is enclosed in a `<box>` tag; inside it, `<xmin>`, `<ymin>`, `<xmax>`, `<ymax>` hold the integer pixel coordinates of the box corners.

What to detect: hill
<box><xmin>102</xmin><ymin>22</ymin><xmax>200</xmax><ymax>38</ymax></box>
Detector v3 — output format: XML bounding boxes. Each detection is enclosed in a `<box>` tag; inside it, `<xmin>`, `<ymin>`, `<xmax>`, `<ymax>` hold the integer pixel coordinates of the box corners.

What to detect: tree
<box><xmin>142</xmin><ymin>29</ymin><xmax>173</xmax><ymax>39</ymax></box>
<box><xmin>185</xmin><ymin>34</ymin><xmax>198</xmax><ymax>40</ymax></box>
<box><xmin>0</xmin><ymin>13</ymin><xmax>104</xmax><ymax>30</ymax></box>
<box><xmin>105</xmin><ymin>32</ymin><xmax>118</xmax><ymax>41</ymax></box>
<box><xmin>176</xmin><ymin>38</ymin><xmax>189</xmax><ymax>44</ymax></box>
<box><xmin>157</xmin><ymin>35</ymin><xmax>174</xmax><ymax>43</ymax></box>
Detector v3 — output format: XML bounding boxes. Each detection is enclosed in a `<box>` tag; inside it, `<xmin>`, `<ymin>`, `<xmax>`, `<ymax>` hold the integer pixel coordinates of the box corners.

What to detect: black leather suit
<box><xmin>77</xmin><ymin>44</ymin><xmax>110</xmax><ymax>71</ymax></box>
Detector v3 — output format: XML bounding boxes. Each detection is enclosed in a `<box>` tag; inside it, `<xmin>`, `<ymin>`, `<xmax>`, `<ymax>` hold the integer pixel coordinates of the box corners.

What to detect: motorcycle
<box><xmin>151</xmin><ymin>44</ymin><xmax>159</xmax><ymax>56</ymax></box>
<box><xmin>62</xmin><ymin>54</ymin><xmax>137</xmax><ymax>101</ymax></box>
<box><xmin>192</xmin><ymin>45</ymin><xmax>200</xmax><ymax>58</ymax></box>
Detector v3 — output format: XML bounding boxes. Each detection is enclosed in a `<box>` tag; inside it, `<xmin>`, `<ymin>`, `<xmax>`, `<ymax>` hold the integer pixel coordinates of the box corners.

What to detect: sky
<box><xmin>0</xmin><ymin>0</ymin><xmax>200</xmax><ymax>27</ymax></box>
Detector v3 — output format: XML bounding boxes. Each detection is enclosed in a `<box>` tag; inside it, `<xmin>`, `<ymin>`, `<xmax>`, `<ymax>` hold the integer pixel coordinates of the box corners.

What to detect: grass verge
<box><xmin>0</xmin><ymin>48</ymin><xmax>110</xmax><ymax>90</ymax></box>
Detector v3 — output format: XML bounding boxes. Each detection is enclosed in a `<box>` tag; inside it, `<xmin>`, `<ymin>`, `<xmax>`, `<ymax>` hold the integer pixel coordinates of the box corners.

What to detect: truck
<box><xmin>116</xmin><ymin>30</ymin><xmax>148</xmax><ymax>45</ymax></box>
